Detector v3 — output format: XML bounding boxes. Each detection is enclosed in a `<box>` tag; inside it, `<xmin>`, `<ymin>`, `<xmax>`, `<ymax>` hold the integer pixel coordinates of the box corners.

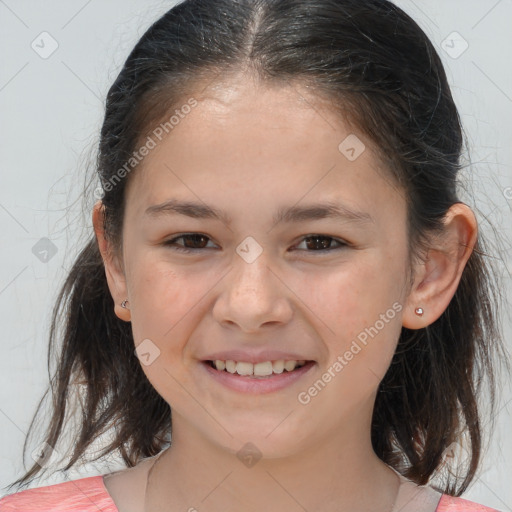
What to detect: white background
<box><xmin>0</xmin><ymin>0</ymin><xmax>511</xmax><ymax>509</ymax></box>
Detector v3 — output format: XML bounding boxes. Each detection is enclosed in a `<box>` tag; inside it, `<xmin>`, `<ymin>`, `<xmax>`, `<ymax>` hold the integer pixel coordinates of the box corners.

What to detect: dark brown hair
<box><xmin>4</xmin><ymin>0</ymin><xmax>508</xmax><ymax>497</ymax></box>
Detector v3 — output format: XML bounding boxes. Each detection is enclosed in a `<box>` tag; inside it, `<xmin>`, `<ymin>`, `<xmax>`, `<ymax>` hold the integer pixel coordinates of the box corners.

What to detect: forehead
<box><xmin>123</xmin><ymin>75</ymin><xmax>404</xmax><ymax>225</ymax></box>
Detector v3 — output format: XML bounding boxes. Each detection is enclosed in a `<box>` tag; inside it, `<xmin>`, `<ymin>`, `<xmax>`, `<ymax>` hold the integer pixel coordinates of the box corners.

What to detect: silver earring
<box><xmin>415</xmin><ymin>307</ymin><xmax>424</xmax><ymax>316</ymax></box>
<box><xmin>121</xmin><ymin>300</ymin><xmax>129</xmax><ymax>309</ymax></box>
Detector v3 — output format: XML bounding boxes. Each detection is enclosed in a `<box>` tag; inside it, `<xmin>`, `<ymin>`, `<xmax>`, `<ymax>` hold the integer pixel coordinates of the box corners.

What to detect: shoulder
<box><xmin>437</xmin><ymin>494</ymin><xmax>502</xmax><ymax>511</ymax></box>
<box><xmin>0</xmin><ymin>475</ymin><xmax>118</xmax><ymax>512</ymax></box>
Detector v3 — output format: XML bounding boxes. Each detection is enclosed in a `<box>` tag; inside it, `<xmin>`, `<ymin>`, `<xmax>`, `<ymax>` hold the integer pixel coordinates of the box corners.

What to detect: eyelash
<box><xmin>162</xmin><ymin>233</ymin><xmax>349</xmax><ymax>254</ymax></box>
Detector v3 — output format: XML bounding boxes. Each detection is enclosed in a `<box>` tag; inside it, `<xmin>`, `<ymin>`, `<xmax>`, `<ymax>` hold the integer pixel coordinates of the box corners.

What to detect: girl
<box><xmin>1</xmin><ymin>0</ymin><xmax>509</xmax><ymax>510</ymax></box>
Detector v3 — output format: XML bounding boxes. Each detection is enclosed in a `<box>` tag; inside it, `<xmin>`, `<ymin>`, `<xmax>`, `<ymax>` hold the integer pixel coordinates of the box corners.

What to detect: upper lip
<box><xmin>201</xmin><ymin>350</ymin><xmax>314</xmax><ymax>364</ymax></box>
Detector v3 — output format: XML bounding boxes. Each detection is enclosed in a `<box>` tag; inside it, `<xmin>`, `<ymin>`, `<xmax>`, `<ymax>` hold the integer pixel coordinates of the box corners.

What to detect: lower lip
<box><xmin>200</xmin><ymin>360</ymin><xmax>316</xmax><ymax>394</ymax></box>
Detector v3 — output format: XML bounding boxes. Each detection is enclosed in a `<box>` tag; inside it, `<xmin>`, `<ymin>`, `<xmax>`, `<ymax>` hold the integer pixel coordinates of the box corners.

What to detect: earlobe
<box><xmin>402</xmin><ymin>203</ymin><xmax>477</xmax><ymax>329</ymax></box>
<box><xmin>92</xmin><ymin>201</ymin><xmax>131</xmax><ymax>322</ymax></box>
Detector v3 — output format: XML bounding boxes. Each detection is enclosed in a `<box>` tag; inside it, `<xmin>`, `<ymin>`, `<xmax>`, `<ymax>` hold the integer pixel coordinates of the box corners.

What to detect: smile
<box><xmin>207</xmin><ymin>359</ymin><xmax>307</xmax><ymax>377</ymax></box>
<box><xmin>201</xmin><ymin>359</ymin><xmax>316</xmax><ymax>394</ymax></box>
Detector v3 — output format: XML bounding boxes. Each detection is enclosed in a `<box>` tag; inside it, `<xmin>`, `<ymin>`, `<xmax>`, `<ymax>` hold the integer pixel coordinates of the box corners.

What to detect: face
<box><xmin>103</xmin><ymin>75</ymin><xmax>412</xmax><ymax>459</ymax></box>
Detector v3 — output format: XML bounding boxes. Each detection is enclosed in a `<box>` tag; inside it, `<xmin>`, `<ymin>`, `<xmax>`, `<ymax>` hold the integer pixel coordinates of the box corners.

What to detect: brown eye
<box><xmin>295</xmin><ymin>235</ymin><xmax>348</xmax><ymax>252</ymax></box>
<box><xmin>164</xmin><ymin>234</ymin><xmax>216</xmax><ymax>252</ymax></box>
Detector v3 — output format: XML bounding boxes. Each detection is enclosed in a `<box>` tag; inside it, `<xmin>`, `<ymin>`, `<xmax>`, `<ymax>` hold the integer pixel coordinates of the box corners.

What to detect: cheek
<box><xmin>304</xmin><ymin>255</ymin><xmax>402</xmax><ymax>327</ymax></box>
<box><xmin>127</xmin><ymin>257</ymin><xmax>216</xmax><ymax>402</ymax></box>
<box><xmin>127</xmin><ymin>253</ymin><xmax>212</xmax><ymax>352</ymax></box>
<box><xmin>298</xmin><ymin>255</ymin><xmax>405</xmax><ymax>382</ymax></box>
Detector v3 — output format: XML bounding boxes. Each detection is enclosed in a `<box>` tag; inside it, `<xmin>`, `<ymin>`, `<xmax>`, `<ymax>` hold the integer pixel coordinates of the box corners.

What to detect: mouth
<box><xmin>203</xmin><ymin>359</ymin><xmax>311</xmax><ymax>378</ymax></box>
<box><xmin>200</xmin><ymin>358</ymin><xmax>316</xmax><ymax>393</ymax></box>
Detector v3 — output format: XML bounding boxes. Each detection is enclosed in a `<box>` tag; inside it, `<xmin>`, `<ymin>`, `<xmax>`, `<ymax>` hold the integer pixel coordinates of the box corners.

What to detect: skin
<box><xmin>93</xmin><ymin>71</ymin><xmax>477</xmax><ymax>512</ymax></box>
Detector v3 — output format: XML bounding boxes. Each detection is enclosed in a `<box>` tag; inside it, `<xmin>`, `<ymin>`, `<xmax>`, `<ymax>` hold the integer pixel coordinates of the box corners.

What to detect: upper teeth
<box><xmin>213</xmin><ymin>359</ymin><xmax>307</xmax><ymax>376</ymax></box>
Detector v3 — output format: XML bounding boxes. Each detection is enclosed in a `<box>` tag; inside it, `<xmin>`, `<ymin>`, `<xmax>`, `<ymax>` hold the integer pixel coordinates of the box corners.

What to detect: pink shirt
<box><xmin>0</xmin><ymin>475</ymin><xmax>501</xmax><ymax>511</ymax></box>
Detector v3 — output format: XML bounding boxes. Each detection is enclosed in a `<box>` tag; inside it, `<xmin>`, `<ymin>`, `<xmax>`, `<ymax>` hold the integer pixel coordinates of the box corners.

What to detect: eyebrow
<box><xmin>144</xmin><ymin>199</ymin><xmax>374</xmax><ymax>226</ymax></box>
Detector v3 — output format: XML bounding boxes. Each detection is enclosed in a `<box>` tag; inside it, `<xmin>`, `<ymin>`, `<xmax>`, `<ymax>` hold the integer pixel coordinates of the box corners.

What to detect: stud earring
<box><xmin>415</xmin><ymin>307</ymin><xmax>424</xmax><ymax>316</ymax></box>
<box><xmin>121</xmin><ymin>299</ymin><xmax>129</xmax><ymax>309</ymax></box>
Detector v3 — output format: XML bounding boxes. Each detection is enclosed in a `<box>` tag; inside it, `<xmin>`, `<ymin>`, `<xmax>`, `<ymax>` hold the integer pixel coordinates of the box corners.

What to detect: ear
<box><xmin>402</xmin><ymin>202</ymin><xmax>478</xmax><ymax>329</ymax></box>
<box><xmin>92</xmin><ymin>200</ymin><xmax>131</xmax><ymax>322</ymax></box>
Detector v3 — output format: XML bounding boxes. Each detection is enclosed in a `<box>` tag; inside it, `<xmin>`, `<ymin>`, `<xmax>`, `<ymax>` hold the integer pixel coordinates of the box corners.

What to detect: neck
<box><xmin>143</xmin><ymin>413</ymin><xmax>400</xmax><ymax>512</ymax></box>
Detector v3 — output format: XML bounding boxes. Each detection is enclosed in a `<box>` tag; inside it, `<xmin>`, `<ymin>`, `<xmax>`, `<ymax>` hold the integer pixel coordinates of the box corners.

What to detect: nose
<box><xmin>212</xmin><ymin>249</ymin><xmax>293</xmax><ymax>333</ymax></box>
